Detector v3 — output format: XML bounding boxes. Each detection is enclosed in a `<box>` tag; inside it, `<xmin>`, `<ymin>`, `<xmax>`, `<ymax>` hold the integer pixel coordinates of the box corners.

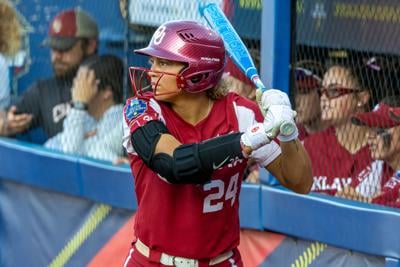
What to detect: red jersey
<box><xmin>122</xmin><ymin>92</ymin><xmax>281</xmax><ymax>259</ymax></box>
<box><xmin>303</xmin><ymin>127</ymin><xmax>375</xmax><ymax>196</ymax></box>
<box><xmin>297</xmin><ymin>124</ymin><xmax>309</xmax><ymax>141</ymax></box>
<box><xmin>371</xmin><ymin>162</ymin><xmax>400</xmax><ymax>208</ymax></box>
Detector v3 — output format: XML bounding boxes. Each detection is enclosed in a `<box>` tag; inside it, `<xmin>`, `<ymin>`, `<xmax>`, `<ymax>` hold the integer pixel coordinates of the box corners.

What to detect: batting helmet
<box><xmin>132</xmin><ymin>20</ymin><xmax>226</xmax><ymax>94</ymax></box>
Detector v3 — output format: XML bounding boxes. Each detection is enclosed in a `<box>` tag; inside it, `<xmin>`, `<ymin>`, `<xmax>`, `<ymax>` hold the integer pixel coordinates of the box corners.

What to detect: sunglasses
<box><xmin>319</xmin><ymin>86</ymin><xmax>361</xmax><ymax>99</ymax></box>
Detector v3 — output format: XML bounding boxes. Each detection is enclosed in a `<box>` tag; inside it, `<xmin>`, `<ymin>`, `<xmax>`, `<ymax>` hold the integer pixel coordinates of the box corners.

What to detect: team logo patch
<box><xmin>126</xmin><ymin>99</ymin><xmax>148</xmax><ymax>120</ymax></box>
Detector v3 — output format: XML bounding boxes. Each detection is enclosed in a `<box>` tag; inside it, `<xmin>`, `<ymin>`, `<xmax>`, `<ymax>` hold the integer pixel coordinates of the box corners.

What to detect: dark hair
<box><xmin>325</xmin><ymin>50</ymin><xmax>395</xmax><ymax>110</ymax></box>
<box><xmin>382</xmin><ymin>95</ymin><xmax>400</xmax><ymax>107</ymax></box>
<box><xmin>295</xmin><ymin>59</ymin><xmax>325</xmax><ymax>79</ymax></box>
<box><xmin>84</xmin><ymin>54</ymin><xmax>124</xmax><ymax>103</ymax></box>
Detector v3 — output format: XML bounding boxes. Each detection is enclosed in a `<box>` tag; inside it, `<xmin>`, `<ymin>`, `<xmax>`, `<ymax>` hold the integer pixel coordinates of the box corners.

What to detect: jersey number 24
<box><xmin>203</xmin><ymin>173</ymin><xmax>239</xmax><ymax>213</ymax></box>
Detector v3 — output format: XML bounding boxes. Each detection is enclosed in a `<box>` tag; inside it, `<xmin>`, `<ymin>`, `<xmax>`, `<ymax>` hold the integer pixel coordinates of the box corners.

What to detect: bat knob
<box><xmin>280</xmin><ymin>121</ymin><xmax>296</xmax><ymax>136</ymax></box>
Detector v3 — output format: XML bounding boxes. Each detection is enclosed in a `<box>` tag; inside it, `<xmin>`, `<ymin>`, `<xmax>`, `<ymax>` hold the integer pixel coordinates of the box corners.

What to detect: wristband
<box><xmin>72</xmin><ymin>101</ymin><xmax>88</xmax><ymax>110</ymax></box>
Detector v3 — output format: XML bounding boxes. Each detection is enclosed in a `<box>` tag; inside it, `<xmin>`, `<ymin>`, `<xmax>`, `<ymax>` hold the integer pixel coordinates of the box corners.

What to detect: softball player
<box><xmin>122</xmin><ymin>20</ymin><xmax>312</xmax><ymax>267</ymax></box>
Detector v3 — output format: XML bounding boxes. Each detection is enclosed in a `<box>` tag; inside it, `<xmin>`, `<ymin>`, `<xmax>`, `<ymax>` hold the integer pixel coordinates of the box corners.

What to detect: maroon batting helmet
<box><xmin>130</xmin><ymin>20</ymin><xmax>226</xmax><ymax>95</ymax></box>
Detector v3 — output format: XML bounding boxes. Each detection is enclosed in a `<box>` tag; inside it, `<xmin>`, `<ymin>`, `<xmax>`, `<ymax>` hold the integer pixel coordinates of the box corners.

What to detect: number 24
<box><xmin>203</xmin><ymin>173</ymin><xmax>239</xmax><ymax>213</ymax></box>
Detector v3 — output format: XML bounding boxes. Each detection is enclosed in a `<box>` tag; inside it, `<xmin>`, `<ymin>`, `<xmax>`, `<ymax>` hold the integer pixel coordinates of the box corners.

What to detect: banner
<box><xmin>296</xmin><ymin>0</ymin><xmax>400</xmax><ymax>54</ymax></box>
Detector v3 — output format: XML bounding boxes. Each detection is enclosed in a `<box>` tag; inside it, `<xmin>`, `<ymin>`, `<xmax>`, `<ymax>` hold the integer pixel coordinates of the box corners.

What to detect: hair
<box><xmin>382</xmin><ymin>95</ymin><xmax>400</xmax><ymax>107</ymax></box>
<box><xmin>207</xmin><ymin>79</ymin><xmax>229</xmax><ymax>100</ymax></box>
<box><xmin>0</xmin><ymin>1</ymin><xmax>21</xmax><ymax>56</ymax></box>
<box><xmin>79</xmin><ymin>37</ymin><xmax>99</xmax><ymax>55</ymax></box>
<box><xmin>325</xmin><ymin>50</ymin><xmax>394</xmax><ymax>110</ymax></box>
<box><xmin>84</xmin><ymin>55</ymin><xmax>124</xmax><ymax>103</ymax></box>
<box><xmin>295</xmin><ymin>59</ymin><xmax>325</xmax><ymax>79</ymax></box>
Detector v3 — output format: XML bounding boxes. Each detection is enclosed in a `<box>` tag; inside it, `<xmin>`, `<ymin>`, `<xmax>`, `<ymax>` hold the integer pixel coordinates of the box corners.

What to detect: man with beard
<box><xmin>0</xmin><ymin>8</ymin><xmax>98</xmax><ymax>140</ymax></box>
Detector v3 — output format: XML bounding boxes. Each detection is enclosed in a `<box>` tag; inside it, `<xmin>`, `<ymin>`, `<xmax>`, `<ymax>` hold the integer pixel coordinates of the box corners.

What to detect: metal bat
<box><xmin>199</xmin><ymin>2</ymin><xmax>296</xmax><ymax>137</ymax></box>
<box><xmin>199</xmin><ymin>2</ymin><xmax>266</xmax><ymax>92</ymax></box>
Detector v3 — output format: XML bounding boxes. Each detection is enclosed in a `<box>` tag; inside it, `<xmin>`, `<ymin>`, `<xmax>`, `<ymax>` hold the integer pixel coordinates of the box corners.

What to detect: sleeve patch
<box><xmin>126</xmin><ymin>99</ymin><xmax>148</xmax><ymax>120</ymax></box>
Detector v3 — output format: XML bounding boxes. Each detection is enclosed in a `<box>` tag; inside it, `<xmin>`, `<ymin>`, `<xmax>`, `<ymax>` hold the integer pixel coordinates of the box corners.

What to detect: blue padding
<box><xmin>0</xmin><ymin>137</ymin><xmax>136</xmax><ymax>209</ymax></box>
<box><xmin>386</xmin><ymin>258</ymin><xmax>400</xmax><ymax>267</ymax></box>
<box><xmin>78</xmin><ymin>158</ymin><xmax>136</xmax><ymax>210</ymax></box>
<box><xmin>0</xmin><ymin>138</ymin><xmax>81</xmax><ymax>195</ymax></box>
<box><xmin>261</xmin><ymin>186</ymin><xmax>400</xmax><ymax>258</ymax></box>
<box><xmin>239</xmin><ymin>183</ymin><xmax>263</xmax><ymax>230</ymax></box>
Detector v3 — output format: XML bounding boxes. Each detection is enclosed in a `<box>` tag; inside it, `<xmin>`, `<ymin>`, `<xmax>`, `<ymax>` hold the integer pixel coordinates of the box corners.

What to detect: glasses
<box><xmin>319</xmin><ymin>86</ymin><xmax>361</xmax><ymax>99</ymax></box>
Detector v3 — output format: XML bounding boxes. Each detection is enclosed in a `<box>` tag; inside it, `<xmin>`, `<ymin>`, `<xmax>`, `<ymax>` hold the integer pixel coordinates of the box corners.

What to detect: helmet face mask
<box><xmin>129</xmin><ymin>66</ymin><xmax>184</xmax><ymax>97</ymax></box>
<box><xmin>130</xmin><ymin>20</ymin><xmax>226</xmax><ymax>96</ymax></box>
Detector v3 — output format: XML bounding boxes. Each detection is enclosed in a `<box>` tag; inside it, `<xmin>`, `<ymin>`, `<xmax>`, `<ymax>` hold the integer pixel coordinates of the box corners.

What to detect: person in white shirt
<box><xmin>45</xmin><ymin>55</ymin><xmax>125</xmax><ymax>162</ymax></box>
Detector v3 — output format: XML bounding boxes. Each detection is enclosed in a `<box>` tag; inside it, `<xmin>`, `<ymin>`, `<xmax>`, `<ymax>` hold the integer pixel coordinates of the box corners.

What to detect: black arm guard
<box><xmin>131</xmin><ymin>120</ymin><xmax>244</xmax><ymax>184</ymax></box>
<box><xmin>154</xmin><ymin>133</ymin><xmax>244</xmax><ymax>184</ymax></box>
<box><xmin>130</xmin><ymin>120</ymin><xmax>169</xmax><ymax>165</ymax></box>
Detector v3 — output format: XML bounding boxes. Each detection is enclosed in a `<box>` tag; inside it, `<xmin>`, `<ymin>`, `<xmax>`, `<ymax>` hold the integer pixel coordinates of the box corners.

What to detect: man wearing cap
<box><xmin>351</xmin><ymin>96</ymin><xmax>400</xmax><ymax>208</ymax></box>
<box><xmin>1</xmin><ymin>7</ymin><xmax>98</xmax><ymax>139</ymax></box>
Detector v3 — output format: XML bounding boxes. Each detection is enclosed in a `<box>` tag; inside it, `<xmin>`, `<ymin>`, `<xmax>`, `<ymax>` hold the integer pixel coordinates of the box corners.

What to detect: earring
<box><xmin>357</xmin><ymin>102</ymin><xmax>362</xmax><ymax>107</ymax></box>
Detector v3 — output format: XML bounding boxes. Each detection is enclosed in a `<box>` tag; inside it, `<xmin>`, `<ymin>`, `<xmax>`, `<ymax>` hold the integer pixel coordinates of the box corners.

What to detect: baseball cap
<box><xmin>352</xmin><ymin>103</ymin><xmax>400</xmax><ymax>128</ymax></box>
<box><xmin>294</xmin><ymin>60</ymin><xmax>324</xmax><ymax>92</ymax></box>
<box><xmin>42</xmin><ymin>7</ymin><xmax>98</xmax><ymax>51</ymax></box>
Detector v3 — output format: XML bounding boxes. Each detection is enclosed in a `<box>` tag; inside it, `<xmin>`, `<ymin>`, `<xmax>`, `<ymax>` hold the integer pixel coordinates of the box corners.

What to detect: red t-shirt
<box><xmin>122</xmin><ymin>92</ymin><xmax>281</xmax><ymax>259</ymax></box>
<box><xmin>303</xmin><ymin>127</ymin><xmax>374</xmax><ymax>196</ymax></box>
<box><xmin>371</xmin><ymin>162</ymin><xmax>400</xmax><ymax>208</ymax></box>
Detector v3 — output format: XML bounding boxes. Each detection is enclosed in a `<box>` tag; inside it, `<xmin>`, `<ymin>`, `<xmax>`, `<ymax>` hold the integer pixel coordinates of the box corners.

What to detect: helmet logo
<box><xmin>153</xmin><ymin>25</ymin><xmax>166</xmax><ymax>45</ymax></box>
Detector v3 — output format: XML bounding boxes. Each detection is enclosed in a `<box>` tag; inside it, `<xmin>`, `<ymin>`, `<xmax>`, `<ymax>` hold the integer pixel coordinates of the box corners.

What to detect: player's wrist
<box><xmin>240</xmin><ymin>123</ymin><xmax>271</xmax><ymax>156</ymax></box>
<box><xmin>239</xmin><ymin>139</ymin><xmax>252</xmax><ymax>158</ymax></box>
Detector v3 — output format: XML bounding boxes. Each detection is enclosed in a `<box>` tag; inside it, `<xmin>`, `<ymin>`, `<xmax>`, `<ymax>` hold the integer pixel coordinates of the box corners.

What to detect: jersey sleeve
<box><xmin>122</xmin><ymin>96</ymin><xmax>163</xmax><ymax>154</ymax></box>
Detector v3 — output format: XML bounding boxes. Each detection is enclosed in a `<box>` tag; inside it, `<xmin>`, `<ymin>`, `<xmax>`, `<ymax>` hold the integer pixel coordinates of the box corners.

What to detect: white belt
<box><xmin>135</xmin><ymin>238</ymin><xmax>233</xmax><ymax>267</ymax></box>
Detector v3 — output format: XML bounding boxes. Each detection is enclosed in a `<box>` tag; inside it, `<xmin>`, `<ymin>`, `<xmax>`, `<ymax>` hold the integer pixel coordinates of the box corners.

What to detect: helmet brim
<box><xmin>135</xmin><ymin>47</ymin><xmax>189</xmax><ymax>64</ymax></box>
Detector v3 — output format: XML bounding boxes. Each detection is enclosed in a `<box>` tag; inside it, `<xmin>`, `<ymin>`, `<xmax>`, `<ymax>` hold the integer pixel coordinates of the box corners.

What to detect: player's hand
<box><xmin>256</xmin><ymin>88</ymin><xmax>291</xmax><ymax>115</ymax></box>
<box><xmin>5</xmin><ymin>106</ymin><xmax>33</xmax><ymax>135</ymax></box>
<box><xmin>263</xmin><ymin>105</ymin><xmax>298</xmax><ymax>142</ymax></box>
<box><xmin>240</xmin><ymin>123</ymin><xmax>272</xmax><ymax>156</ymax></box>
<box><xmin>72</xmin><ymin>66</ymin><xmax>99</xmax><ymax>104</ymax></box>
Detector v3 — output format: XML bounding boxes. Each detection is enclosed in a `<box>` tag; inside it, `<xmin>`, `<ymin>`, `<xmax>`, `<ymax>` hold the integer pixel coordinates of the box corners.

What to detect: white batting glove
<box><xmin>263</xmin><ymin>105</ymin><xmax>298</xmax><ymax>142</ymax></box>
<box><xmin>256</xmin><ymin>89</ymin><xmax>292</xmax><ymax>115</ymax></box>
<box><xmin>240</xmin><ymin>123</ymin><xmax>271</xmax><ymax>152</ymax></box>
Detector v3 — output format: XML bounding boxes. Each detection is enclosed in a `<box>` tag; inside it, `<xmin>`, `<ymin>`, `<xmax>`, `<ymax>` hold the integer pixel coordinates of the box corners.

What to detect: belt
<box><xmin>135</xmin><ymin>238</ymin><xmax>233</xmax><ymax>267</ymax></box>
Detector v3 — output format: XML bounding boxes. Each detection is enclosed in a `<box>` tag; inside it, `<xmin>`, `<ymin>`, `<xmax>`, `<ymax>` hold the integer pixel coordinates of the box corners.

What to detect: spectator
<box><xmin>0</xmin><ymin>7</ymin><xmax>98</xmax><ymax>139</ymax></box>
<box><xmin>349</xmin><ymin>96</ymin><xmax>400</xmax><ymax>206</ymax></box>
<box><xmin>45</xmin><ymin>55</ymin><xmax>124</xmax><ymax>162</ymax></box>
<box><xmin>0</xmin><ymin>0</ymin><xmax>21</xmax><ymax>109</ymax></box>
<box><xmin>303</xmin><ymin>53</ymin><xmax>388</xmax><ymax>197</ymax></box>
<box><xmin>294</xmin><ymin>60</ymin><xmax>328</xmax><ymax>140</ymax></box>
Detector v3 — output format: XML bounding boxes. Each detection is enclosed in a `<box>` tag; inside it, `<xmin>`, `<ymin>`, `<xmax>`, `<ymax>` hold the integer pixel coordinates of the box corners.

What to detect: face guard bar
<box><xmin>129</xmin><ymin>67</ymin><xmax>186</xmax><ymax>97</ymax></box>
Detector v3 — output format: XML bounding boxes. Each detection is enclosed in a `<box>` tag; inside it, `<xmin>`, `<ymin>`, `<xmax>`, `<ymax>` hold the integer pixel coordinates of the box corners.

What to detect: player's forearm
<box><xmin>279</xmin><ymin>139</ymin><xmax>313</xmax><ymax>194</ymax></box>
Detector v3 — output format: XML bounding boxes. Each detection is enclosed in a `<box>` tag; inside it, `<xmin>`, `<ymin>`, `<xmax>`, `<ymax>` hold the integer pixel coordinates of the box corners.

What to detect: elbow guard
<box><xmin>151</xmin><ymin>133</ymin><xmax>244</xmax><ymax>184</ymax></box>
<box><xmin>131</xmin><ymin>120</ymin><xmax>169</xmax><ymax>165</ymax></box>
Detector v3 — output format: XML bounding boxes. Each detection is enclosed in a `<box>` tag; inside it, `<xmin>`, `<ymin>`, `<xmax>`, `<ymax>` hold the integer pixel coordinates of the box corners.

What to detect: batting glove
<box><xmin>256</xmin><ymin>89</ymin><xmax>292</xmax><ymax>115</ymax></box>
<box><xmin>240</xmin><ymin>123</ymin><xmax>272</xmax><ymax>155</ymax></box>
<box><xmin>263</xmin><ymin>105</ymin><xmax>299</xmax><ymax>142</ymax></box>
